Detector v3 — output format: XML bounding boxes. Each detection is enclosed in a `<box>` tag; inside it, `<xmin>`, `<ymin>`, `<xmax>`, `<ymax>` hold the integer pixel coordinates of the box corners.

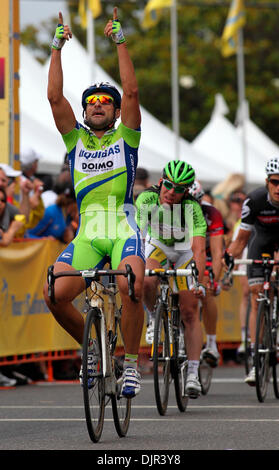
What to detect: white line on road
<box><xmin>0</xmin><ymin>404</ymin><xmax>279</xmax><ymax>409</ymax></box>
<box><xmin>1</xmin><ymin>418</ymin><xmax>279</xmax><ymax>422</ymax></box>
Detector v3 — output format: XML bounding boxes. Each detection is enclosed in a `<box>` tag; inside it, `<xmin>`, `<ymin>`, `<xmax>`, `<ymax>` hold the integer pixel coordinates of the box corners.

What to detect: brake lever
<box><xmin>125</xmin><ymin>264</ymin><xmax>138</xmax><ymax>303</ymax></box>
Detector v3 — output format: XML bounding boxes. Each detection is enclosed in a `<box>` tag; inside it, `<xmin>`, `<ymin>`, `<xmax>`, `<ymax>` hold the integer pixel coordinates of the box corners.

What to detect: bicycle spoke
<box><xmin>111</xmin><ymin>312</ymin><xmax>131</xmax><ymax>436</ymax></box>
<box><xmin>82</xmin><ymin>309</ymin><xmax>105</xmax><ymax>443</ymax></box>
<box><xmin>153</xmin><ymin>302</ymin><xmax>171</xmax><ymax>416</ymax></box>
<box><xmin>255</xmin><ymin>302</ymin><xmax>271</xmax><ymax>403</ymax></box>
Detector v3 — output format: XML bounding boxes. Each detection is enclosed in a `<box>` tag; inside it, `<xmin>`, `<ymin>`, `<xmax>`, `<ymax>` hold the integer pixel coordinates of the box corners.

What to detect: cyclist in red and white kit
<box><xmin>189</xmin><ymin>181</ymin><xmax>224</xmax><ymax>367</ymax></box>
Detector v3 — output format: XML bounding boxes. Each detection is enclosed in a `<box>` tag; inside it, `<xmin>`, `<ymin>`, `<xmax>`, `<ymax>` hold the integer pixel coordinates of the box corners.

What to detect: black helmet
<box><xmin>82</xmin><ymin>82</ymin><xmax>122</xmax><ymax>110</ymax></box>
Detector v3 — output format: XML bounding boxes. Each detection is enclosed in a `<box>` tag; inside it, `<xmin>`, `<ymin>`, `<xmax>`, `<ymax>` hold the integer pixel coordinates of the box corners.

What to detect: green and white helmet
<box><xmin>163</xmin><ymin>160</ymin><xmax>195</xmax><ymax>186</ymax></box>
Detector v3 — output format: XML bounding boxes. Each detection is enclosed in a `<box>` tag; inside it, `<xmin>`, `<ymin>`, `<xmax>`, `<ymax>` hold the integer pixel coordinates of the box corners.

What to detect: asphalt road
<box><xmin>0</xmin><ymin>364</ymin><xmax>278</xmax><ymax>457</ymax></box>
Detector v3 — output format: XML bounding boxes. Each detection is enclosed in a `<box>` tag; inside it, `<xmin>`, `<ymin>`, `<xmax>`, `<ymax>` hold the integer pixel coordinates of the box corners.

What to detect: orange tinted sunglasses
<box><xmin>85</xmin><ymin>94</ymin><xmax>114</xmax><ymax>105</ymax></box>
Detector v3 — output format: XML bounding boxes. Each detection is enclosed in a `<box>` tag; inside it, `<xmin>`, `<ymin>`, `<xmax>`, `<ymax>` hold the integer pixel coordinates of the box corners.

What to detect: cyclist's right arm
<box><xmin>47</xmin><ymin>14</ymin><xmax>76</xmax><ymax>135</ymax></box>
<box><xmin>227</xmin><ymin>194</ymin><xmax>256</xmax><ymax>257</ymax></box>
<box><xmin>226</xmin><ymin>228</ymin><xmax>251</xmax><ymax>258</ymax></box>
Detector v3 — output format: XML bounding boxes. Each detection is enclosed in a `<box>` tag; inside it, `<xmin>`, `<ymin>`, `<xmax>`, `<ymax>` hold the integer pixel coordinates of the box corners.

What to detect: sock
<box><xmin>206</xmin><ymin>334</ymin><xmax>217</xmax><ymax>350</ymax></box>
<box><xmin>241</xmin><ymin>327</ymin><xmax>246</xmax><ymax>342</ymax></box>
<box><xmin>187</xmin><ymin>360</ymin><xmax>200</xmax><ymax>377</ymax></box>
<box><xmin>123</xmin><ymin>353</ymin><xmax>138</xmax><ymax>370</ymax></box>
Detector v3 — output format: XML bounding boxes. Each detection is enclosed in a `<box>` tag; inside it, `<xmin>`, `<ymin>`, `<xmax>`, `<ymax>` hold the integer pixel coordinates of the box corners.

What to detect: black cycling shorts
<box><xmin>247</xmin><ymin>231</ymin><xmax>277</xmax><ymax>286</ymax></box>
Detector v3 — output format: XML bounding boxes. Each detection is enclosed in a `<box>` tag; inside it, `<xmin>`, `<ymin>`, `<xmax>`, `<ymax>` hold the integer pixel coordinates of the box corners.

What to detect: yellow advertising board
<box><xmin>0</xmin><ymin>239</ymin><xmax>81</xmax><ymax>356</ymax></box>
<box><xmin>0</xmin><ymin>239</ymin><xmax>242</xmax><ymax>358</ymax></box>
<box><xmin>0</xmin><ymin>0</ymin><xmax>10</xmax><ymax>164</ymax></box>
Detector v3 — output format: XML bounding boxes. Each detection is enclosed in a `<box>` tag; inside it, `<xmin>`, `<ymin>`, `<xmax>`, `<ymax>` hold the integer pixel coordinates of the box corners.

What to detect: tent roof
<box><xmin>192</xmin><ymin>113</ymin><xmax>267</xmax><ymax>184</ymax></box>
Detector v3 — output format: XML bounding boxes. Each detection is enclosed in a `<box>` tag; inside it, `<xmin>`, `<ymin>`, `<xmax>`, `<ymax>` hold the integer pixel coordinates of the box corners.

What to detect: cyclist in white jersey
<box><xmin>43</xmin><ymin>9</ymin><xmax>145</xmax><ymax>398</ymax></box>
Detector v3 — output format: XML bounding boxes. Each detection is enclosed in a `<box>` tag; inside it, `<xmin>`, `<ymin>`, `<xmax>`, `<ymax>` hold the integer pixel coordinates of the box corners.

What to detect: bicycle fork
<box><xmin>90</xmin><ymin>282</ymin><xmax>116</xmax><ymax>395</ymax></box>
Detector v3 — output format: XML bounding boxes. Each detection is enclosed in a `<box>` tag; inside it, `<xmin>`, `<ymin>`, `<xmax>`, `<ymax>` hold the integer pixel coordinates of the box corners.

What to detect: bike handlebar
<box><xmin>222</xmin><ymin>255</ymin><xmax>279</xmax><ymax>287</ymax></box>
<box><xmin>47</xmin><ymin>263</ymin><xmax>137</xmax><ymax>304</ymax></box>
<box><xmin>144</xmin><ymin>261</ymin><xmax>200</xmax><ymax>290</ymax></box>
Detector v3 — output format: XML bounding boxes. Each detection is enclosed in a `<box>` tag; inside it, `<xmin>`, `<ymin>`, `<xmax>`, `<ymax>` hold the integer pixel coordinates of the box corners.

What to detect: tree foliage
<box><xmin>21</xmin><ymin>0</ymin><xmax>279</xmax><ymax>145</ymax></box>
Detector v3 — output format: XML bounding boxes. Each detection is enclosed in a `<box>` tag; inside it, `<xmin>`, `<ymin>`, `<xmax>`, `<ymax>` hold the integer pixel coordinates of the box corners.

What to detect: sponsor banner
<box><xmin>0</xmin><ymin>239</ymin><xmax>243</xmax><ymax>357</ymax></box>
<box><xmin>0</xmin><ymin>239</ymin><xmax>81</xmax><ymax>356</ymax></box>
<box><xmin>215</xmin><ymin>276</ymin><xmax>242</xmax><ymax>342</ymax></box>
<box><xmin>0</xmin><ymin>0</ymin><xmax>10</xmax><ymax>164</ymax></box>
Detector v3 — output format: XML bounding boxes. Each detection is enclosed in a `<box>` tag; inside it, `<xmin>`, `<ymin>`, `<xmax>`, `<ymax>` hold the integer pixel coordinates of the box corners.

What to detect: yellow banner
<box><xmin>0</xmin><ymin>0</ymin><xmax>10</xmax><ymax>164</ymax></box>
<box><xmin>0</xmin><ymin>239</ymin><xmax>242</xmax><ymax>357</ymax></box>
<box><xmin>0</xmin><ymin>240</ymin><xmax>81</xmax><ymax>356</ymax></box>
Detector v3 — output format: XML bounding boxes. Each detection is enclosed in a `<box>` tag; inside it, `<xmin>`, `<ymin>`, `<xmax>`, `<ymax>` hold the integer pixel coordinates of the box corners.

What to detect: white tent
<box><xmin>19</xmin><ymin>45</ymin><xmax>66</xmax><ymax>173</ymax></box>
<box><xmin>191</xmin><ymin>94</ymin><xmax>274</xmax><ymax>184</ymax></box>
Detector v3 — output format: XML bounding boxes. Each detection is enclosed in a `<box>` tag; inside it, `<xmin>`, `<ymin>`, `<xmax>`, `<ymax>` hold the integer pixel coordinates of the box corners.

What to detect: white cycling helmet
<box><xmin>265</xmin><ymin>157</ymin><xmax>279</xmax><ymax>175</ymax></box>
<box><xmin>189</xmin><ymin>180</ymin><xmax>204</xmax><ymax>201</ymax></box>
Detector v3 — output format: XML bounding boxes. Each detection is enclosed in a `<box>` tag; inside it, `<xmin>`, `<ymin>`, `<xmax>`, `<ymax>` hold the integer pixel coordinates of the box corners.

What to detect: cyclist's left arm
<box><xmin>104</xmin><ymin>8</ymin><xmax>141</xmax><ymax>130</ymax></box>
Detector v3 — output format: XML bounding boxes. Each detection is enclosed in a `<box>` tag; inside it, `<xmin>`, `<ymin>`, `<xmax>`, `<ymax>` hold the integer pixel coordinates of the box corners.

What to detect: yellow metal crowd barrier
<box><xmin>0</xmin><ymin>239</ymin><xmax>242</xmax><ymax>361</ymax></box>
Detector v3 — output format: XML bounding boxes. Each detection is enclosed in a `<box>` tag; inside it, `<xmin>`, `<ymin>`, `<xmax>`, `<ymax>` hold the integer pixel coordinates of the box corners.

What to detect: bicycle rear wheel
<box><xmin>199</xmin><ymin>359</ymin><xmax>213</xmax><ymax>395</ymax></box>
<box><xmin>153</xmin><ymin>301</ymin><xmax>171</xmax><ymax>415</ymax></box>
<box><xmin>255</xmin><ymin>301</ymin><xmax>271</xmax><ymax>403</ymax></box>
<box><xmin>111</xmin><ymin>309</ymin><xmax>131</xmax><ymax>436</ymax></box>
<box><xmin>82</xmin><ymin>308</ymin><xmax>105</xmax><ymax>443</ymax></box>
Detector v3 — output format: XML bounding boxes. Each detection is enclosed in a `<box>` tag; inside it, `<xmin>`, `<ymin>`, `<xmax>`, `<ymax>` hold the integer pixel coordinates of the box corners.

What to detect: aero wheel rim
<box><xmin>153</xmin><ymin>304</ymin><xmax>171</xmax><ymax>415</ymax></box>
<box><xmin>82</xmin><ymin>312</ymin><xmax>105</xmax><ymax>442</ymax></box>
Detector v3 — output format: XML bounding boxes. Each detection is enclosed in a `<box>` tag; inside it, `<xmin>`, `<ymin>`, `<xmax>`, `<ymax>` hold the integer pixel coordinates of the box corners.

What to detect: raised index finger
<box><xmin>113</xmin><ymin>7</ymin><xmax>118</xmax><ymax>20</ymax></box>
<box><xmin>58</xmin><ymin>11</ymin><xmax>63</xmax><ymax>25</ymax></box>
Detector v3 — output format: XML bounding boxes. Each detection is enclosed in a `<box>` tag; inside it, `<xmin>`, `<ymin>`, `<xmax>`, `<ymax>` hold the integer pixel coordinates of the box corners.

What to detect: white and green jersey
<box><xmin>56</xmin><ymin>121</ymin><xmax>144</xmax><ymax>275</ymax></box>
<box><xmin>62</xmin><ymin>121</ymin><xmax>141</xmax><ymax>215</ymax></box>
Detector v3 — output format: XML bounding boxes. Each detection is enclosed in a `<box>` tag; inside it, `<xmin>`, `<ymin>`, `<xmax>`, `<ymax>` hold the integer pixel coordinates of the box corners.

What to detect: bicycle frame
<box><xmin>47</xmin><ymin>263</ymin><xmax>136</xmax><ymax>441</ymax></box>
<box><xmin>88</xmin><ymin>279</ymin><xmax>118</xmax><ymax>394</ymax></box>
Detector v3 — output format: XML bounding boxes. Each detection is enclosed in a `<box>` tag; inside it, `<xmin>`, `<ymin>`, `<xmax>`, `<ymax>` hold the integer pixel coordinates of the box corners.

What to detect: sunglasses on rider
<box><xmin>85</xmin><ymin>94</ymin><xmax>114</xmax><ymax>105</ymax></box>
<box><xmin>268</xmin><ymin>177</ymin><xmax>279</xmax><ymax>187</ymax></box>
<box><xmin>162</xmin><ymin>179</ymin><xmax>188</xmax><ymax>194</ymax></box>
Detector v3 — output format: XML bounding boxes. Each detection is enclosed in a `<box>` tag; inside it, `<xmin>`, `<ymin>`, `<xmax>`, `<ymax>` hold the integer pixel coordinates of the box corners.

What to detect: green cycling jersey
<box><xmin>135</xmin><ymin>185</ymin><xmax>207</xmax><ymax>247</ymax></box>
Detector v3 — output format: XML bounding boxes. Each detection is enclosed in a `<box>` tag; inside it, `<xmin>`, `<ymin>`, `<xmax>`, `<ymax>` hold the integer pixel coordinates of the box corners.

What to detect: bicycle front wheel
<box><xmin>111</xmin><ymin>310</ymin><xmax>131</xmax><ymax>437</ymax></box>
<box><xmin>244</xmin><ymin>295</ymin><xmax>253</xmax><ymax>375</ymax></box>
<box><xmin>153</xmin><ymin>301</ymin><xmax>171</xmax><ymax>415</ymax></box>
<box><xmin>82</xmin><ymin>308</ymin><xmax>105</xmax><ymax>443</ymax></box>
<box><xmin>172</xmin><ymin>327</ymin><xmax>188</xmax><ymax>412</ymax></box>
<box><xmin>255</xmin><ymin>301</ymin><xmax>271</xmax><ymax>403</ymax></box>
<box><xmin>199</xmin><ymin>359</ymin><xmax>213</xmax><ymax>395</ymax></box>
<box><xmin>272</xmin><ymin>297</ymin><xmax>279</xmax><ymax>399</ymax></box>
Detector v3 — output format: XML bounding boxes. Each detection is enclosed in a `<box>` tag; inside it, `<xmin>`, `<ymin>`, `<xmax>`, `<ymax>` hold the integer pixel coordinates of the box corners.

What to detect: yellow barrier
<box><xmin>0</xmin><ymin>239</ymin><xmax>81</xmax><ymax>356</ymax></box>
<box><xmin>0</xmin><ymin>239</ymin><xmax>243</xmax><ymax>358</ymax></box>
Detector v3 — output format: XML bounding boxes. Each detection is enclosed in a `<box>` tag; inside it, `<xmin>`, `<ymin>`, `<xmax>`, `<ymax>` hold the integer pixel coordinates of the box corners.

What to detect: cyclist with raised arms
<box><xmin>226</xmin><ymin>157</ymin><xmax>279</xmax><ymax>385</ymax></box>
<box><xmin>44</xmin><ymin>8</ymin><xmax>145</xmax><ymax>398</ymax></box>
<box><xmin>136</xmin><ymin>160</ymin><xmax>207</xmax><ymax>398</ymax></box>
<box><xmin>189</xmin><ymin>180</ymin><xmax>224</xmax><ymax>368</ymax></box>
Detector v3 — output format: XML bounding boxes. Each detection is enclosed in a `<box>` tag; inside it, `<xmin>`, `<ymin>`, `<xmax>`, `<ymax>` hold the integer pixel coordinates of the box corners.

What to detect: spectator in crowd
<box><xmin>39</xmin><ymin>174</ymin><xmax>58</xmax><ymax>209</ymax></box>
<box><xmin>0</xmin><ymin>185</ymin><xmax>25</xmax><ymax>246</ymax></box>
<box><xmin>133</xmin><ymin>167</ymin><xmax>151</xmax><ymax>200</ymax></box>
<box><xmin>27</xmin><ymin>182</ymin><xmax>78</xmax><ymax>243</ymax></box>
<box><xmin>211</xmin><ymin>173</ymin><xmax>245</xmax><ymax>245</ymax></box>
<box><xmin>0</xmin><ymin>164</ymin><xmax>31</xmax><ymax>216</ymax></box>
<box><xmin>202</xmin><ymin>189</ymin><xmax>214</xmax><ymax>205</ymax></box>
<box><xmin>135</xmin><ymin>167</ymin><xmax>150</xmax><ymax>188</ymax></box>
<box><xmin>225</xmin><ymin>190</ymin><xmax>247</xmax><ymax>242</ymax></box>
<box><xmin>229</xmin><ymin>190</ymin><xmax>250</xmax><ymax>359</ymax></box>
<box><xmin>20</xmin><ymin>148</ymin><xmax>45</xmax><ymax>212</ymax></box>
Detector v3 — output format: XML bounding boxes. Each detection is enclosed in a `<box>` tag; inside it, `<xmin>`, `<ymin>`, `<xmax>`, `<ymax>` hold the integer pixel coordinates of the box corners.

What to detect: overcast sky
<box><xmin>20</xmin><ymin>0</ymin><xmax>68</xmax><ymax>27</ymax></box>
